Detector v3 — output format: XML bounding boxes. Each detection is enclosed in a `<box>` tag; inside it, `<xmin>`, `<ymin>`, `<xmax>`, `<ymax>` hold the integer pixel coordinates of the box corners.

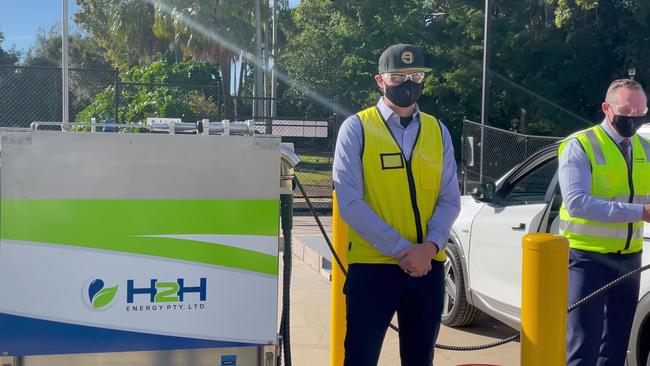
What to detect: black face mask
<box><xmin>384</xmin><ymin>81</ymin><xmax>422</xmax><ymax>108</ymax></box>
<box><xmin>611</xmin><ymin>114</ymin><xmax>646</xmax><ymax>138</ymax></box>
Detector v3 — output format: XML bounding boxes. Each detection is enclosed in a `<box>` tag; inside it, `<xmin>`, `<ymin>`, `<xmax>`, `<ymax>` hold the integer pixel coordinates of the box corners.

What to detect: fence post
<box><xmin>234</xmin><ymin>96</ymin><xmax>238</xmax><ymax>121</ymax></box>
<box><xmin>266</xmin><ymin>97</ymin><xmax>273</xmax><ymax>134</ymax></box>
<box><xmin>461</xmin><ymin>118</ymin><xmax>467</xmax><ymax>195</ymax></box>
<box><xmin>114</xmin><ymin>69</ymin><xmax>119</xmax><ymax>123</ymax></box>
<box><xmin>479</xmin><ymin>121</ymin><xmax>484</xmax><ymax>184</ymax></box>
<box><xmin>332</xmin><ymin>95</ymin><xmax>341</xmax><ymax>150</ymax></box>
<box><xmin>265</xmin><ymin>98</ymin><xmax>272</xmax><ymax>134</ymax></box>
<box><xmin>217</xmin><ymin>83</ymin><xmax>222</xmax><ymax>122</ymax></box>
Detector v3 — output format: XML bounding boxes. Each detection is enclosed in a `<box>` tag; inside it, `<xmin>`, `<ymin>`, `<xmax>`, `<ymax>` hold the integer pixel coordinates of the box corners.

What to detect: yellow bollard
<box><xmin>521</xmin><ymin>233</ymin><xmax>569</xmax><ymax>366</ymax></box>
<box><xmin>330</xmin><ymin>191</ymin><xmax>348</xmax><ymax>366</ymax></box>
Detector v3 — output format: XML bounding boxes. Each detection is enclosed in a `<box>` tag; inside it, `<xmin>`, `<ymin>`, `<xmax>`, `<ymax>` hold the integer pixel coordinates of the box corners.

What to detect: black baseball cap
<box><xmin>378</xmin><ymin>43</ymin><xmax>432</xmax><ymax>74</ymax></box>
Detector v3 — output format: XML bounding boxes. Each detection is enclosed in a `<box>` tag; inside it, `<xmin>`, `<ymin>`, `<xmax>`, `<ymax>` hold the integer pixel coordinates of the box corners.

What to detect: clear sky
<box><xmin>1</xmin><ymin>0</ymin><xmax>80</xmax><ymax>53</ymax></box>
<box><xmin>0</xmin><ymin>0</ymin><xmax>301</xmax><ymax>55</ymax></box>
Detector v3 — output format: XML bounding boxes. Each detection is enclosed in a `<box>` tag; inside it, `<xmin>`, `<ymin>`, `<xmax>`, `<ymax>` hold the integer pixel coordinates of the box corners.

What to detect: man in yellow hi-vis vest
<box><xmin>559</xmin><ymin>79</ymin><xmax>650</xmax><ymax>365</ymax></box>
<box><xmin>332</xmin><ymin>43</ymin><xmax>460</xmax><ymax>366</ymax></box>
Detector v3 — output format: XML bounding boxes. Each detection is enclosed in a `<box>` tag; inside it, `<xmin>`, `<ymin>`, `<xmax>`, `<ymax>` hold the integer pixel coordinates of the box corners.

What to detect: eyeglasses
<box><xmin>381</xmin><ymin>72</ymin><xmax>426</xmax><ymax>85</ymax></box>
<box><xmin>608</xmin><ymin>104</ymin><xmax>648</xmax><ymax>117</ymax></box>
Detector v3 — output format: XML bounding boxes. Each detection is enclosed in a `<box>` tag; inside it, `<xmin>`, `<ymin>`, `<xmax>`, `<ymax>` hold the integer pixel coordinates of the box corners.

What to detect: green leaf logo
<box><xmin>92</xmin><ymin>286</ymin><xmax>119</xmax><ymax>309</ymax></box>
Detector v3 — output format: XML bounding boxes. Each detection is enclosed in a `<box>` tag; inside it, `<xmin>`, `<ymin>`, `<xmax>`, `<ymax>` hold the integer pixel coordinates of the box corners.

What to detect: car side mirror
<box><xmin>471</xmin><ymin>182</ymin><xmax>496</xmax><ymax>202</ymax></box>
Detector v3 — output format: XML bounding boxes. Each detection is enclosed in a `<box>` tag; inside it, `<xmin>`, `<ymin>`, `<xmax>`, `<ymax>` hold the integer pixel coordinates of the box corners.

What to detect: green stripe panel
<box><xmin>1</xmin><ymin>199</ymin><xmax>280</xmax><ymax>275</ymax></box>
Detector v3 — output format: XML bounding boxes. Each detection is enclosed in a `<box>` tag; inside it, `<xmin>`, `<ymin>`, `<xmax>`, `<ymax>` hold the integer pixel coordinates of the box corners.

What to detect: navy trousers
<box><xmin>343</xmin><ymin>261</ymin><xmax>445</xmax><ymax>366</ymax></box>
<box><xmin>567</xmin><ymin>249</ymin><xmax>641</xmax><ymax>366</ymax></box>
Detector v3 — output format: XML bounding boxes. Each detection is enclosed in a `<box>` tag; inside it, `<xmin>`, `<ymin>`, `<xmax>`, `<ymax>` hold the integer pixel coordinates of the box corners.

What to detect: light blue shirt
<box><xmin>332</xmin><ymin>98</ymin><xmax>461</xmax><ymax>258</ymax></box>
<box><xmin>558</xmin><ymin>121</ymin><xmax>644</xmax><ymax>223</ymax></box>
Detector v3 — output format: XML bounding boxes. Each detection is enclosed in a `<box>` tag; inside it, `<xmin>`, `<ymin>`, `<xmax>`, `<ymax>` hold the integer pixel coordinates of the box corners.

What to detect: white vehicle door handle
<box><xmin>512</xmin><ymin>223</ymin><xmax>526</xmax><ymax>231</ymax></box>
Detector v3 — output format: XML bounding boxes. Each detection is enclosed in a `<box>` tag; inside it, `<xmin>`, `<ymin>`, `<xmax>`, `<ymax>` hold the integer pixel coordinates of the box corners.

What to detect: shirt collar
<box><xmin>376</xmin><ymin>97</ymin><xmax>420</xmax><ymax>128</ymax></box>
<box><xmin>600</xmin><ymin>119</ymin><xmax>626</xmax><ymax>144</ymax></box>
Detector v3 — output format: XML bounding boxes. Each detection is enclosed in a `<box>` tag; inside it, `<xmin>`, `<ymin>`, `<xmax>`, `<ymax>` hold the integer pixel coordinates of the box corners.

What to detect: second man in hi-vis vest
<box><xmin>558</xmin><ymin>79</ymin><xmax>650</xmax><ymax>366</ymax></box>
<box><xmin>333</xmin><ymin>43</ymin><xmax>461</xmax><ymax>365</ymax></box>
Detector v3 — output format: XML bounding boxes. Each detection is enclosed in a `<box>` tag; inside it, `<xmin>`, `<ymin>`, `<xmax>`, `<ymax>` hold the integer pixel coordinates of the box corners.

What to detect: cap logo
<box><xmin>401</xmin><ymin>51</ymin><xmax>414</xmax><ymax>64</ymax></box>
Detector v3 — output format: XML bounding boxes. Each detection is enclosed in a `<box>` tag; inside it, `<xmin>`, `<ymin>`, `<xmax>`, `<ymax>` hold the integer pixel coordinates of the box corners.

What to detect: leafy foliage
<box><xmin>0</xmin><ymin>30</ymin><xmax>20</xmax><ymax>65</ymax></box>
<box><xmin>76</xmin><ymin>59</ymin><xmax>222</xmax><ymax>124</ymax></box>
<box><xmin>75</xmin><ymin>0</ymin><xmax>170</xmax><ymax>68</ymax></box>
<box><xmin>282</xmin><ymin>0</ymin><xmax>650</xmax><ymax>141</ymax></box>
<box><xmin>76</xmin><ymin>0</ymin><xmax>266</xmax><ymax>116</ymax></box>
<box><xmin>24</xmin><ymin>26</ymin><xmax>113</xmax><ymax>69</ymax></box>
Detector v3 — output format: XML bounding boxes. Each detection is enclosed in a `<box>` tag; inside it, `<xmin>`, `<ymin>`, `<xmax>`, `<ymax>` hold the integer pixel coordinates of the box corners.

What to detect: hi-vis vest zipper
<box><xmin>559</xmin><ymin>125</ymin><xmax>650</xmax><ymax>254</ymax></box>
<box><xmin>347</xmin><ymin>106</ymin><xmax>447</xmax><ymax>264</ymax></box>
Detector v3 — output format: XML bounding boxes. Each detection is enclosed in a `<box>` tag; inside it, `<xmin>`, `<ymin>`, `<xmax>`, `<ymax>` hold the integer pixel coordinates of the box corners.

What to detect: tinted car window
<box><xmin>504</xmin><ymin>159</ymin><xmax>558</xmax><ymax>203</ymax></box>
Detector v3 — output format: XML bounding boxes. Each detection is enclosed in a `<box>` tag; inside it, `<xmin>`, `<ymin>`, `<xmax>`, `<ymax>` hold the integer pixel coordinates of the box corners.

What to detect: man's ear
<box><xmin>376</xmin><ymin>77</ymin><xmax>387</xmax><ymax>97</ymax></box>
<box><xmin>601</xmin><ymin>102</ymin><xmax>608</xmax><ymax>114</ymax></box>
<box><xmin>374</xmin><ymin>74</ymin><xmax>384</xmax><ymax>90</ymax></box>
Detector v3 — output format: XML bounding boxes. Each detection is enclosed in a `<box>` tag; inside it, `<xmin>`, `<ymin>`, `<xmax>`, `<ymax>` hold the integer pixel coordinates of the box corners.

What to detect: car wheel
<box><xmin>441</xmin><ymin>243</ymin><xmax>482</xmax><ymax>327</ymax></box>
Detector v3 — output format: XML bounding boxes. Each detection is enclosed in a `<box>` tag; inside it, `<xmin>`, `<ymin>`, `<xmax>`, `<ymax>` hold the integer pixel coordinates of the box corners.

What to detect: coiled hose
<box><xmin>293</xmin><ymin>175</ymin><xmax>650</xmax><ymax>352</ymax></box>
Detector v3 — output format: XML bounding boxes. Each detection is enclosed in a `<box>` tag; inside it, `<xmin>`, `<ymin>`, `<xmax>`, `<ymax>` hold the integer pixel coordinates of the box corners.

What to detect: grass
<box><xmin>298</xmin><ymin>154</ymin><xmax>333</xmax><ymax>165</ymax></box>
<box><xmin>294</xmin><ymin>153</ymin><xmax>333</xmax><ymax>194</ymax></box>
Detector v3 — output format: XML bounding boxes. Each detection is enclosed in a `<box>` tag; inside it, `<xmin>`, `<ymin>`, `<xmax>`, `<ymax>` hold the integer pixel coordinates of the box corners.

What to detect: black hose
<box><xmin>280</xmin><ymin>193</ymin><xmax>293</xmax><ymax>366</ymax></box>
<box><xmin>294</xmin><ymin>177</ymin><xmax>347</xmax><ymax>277</ymax></box>
<box><xmin>568</xmin><ymin>263</ymin><xmax>650</xmax><ymax>313</ymax></box>
<box><xmin>294</xmin><ymin>175</ymin><xmax>650</xmax><ymax>352</ymax></box>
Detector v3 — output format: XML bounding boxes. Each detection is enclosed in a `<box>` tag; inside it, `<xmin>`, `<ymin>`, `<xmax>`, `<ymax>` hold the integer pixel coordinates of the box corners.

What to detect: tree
<box><xmin>282</xmin><ymin>0</ymin><xmax>435</xmax><ymax>113</ymax></box>
<box><xmin>24</xmin><ymin>26</ymin><xmax>112</xmax><ymax>69</ymax></box>
<box><xmin>21</xmin><ymin>26</ymin><xmax>116</xmax><ymax>122</ymax></box>
<box><xmin>76</xmin><ymin>59</ymin><xmax>222</xmax><ymax>124</ymax></box>
<box><xmin>0</xmin><ymin>30</ymin><xmax>20</xmax><ymax>65</ymax></box>
<box><xmin>553</xmin><ymin>0</ymin><xmax>650</xmax><ymax>103</ymax></box>
<box><xmin>76</xmin><ymin>0</ymin><xmax>262</xmax><ymax>117</ymax></box>
<box><xmin>152</xmin><ymin>0</ymin><xmax>259</xmax><ymax>117</ymax></box>
<box><xmin>75</xmin><ymin>0</ymin><xmax>170</xmax><ymax>68</ymax></box>
<box><xmin>282</xmin><ymin>0</ymin><xmax>650</xmax><ymax>142</ymax></box>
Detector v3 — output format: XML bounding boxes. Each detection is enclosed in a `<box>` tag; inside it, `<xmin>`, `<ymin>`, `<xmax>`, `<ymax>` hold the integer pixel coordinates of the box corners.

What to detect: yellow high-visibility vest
<box><xmin>559</xmin><ymin>125</ymin><xmax>650</xmax><ymax>253</ymax></box>
<box><xmin>347</xmin><ymin>106</ymin><xmax>447</xmax><ymax>264</ymax></box>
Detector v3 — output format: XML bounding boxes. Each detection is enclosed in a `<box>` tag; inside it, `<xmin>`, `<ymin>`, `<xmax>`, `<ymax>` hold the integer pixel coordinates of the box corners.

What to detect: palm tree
<box><xmin>154</xmin><ymin>0</ymin><xmax>261</xmax><ymax>118</ymax></box>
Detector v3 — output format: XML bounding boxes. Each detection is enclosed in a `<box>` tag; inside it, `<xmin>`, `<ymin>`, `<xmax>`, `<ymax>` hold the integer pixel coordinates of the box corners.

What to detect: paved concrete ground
<box><xmin>289</xmin><ymin>214</ymin><xmax>520</xmax><ymax>366</ymax></box>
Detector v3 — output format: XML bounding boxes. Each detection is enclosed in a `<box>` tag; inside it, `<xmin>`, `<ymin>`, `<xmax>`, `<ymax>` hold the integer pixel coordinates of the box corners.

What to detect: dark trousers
<box><xmin>567</xmin><ymin>249</ymin><xmax>641</xmax><ymax>366</ymax></box>
<box><xmin>343</xmin><ymin>261</ymin><xmax>444</xmax><ymax>366</ymax></box>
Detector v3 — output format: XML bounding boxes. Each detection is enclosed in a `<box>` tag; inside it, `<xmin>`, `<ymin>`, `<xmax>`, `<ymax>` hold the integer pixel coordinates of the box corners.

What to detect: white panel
<box><xmin>0</xmin><ymin>240</ymin><xmax>278</xmax><ymax>344</ymax></box>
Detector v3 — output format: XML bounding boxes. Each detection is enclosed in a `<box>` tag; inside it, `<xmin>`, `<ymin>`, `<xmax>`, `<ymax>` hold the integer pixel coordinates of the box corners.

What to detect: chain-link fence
<box><xmin>218</xmin><ymin>94</ymin><xmax>337</xmax><ymax>212</ymax></box>
<box><xmin>0</xmin><ymin>64</ymin><xmax>336</xmax><ymax>212</ymax></box>
<box><xmin>461</xmin><ymin>119</ymin><xmax>562</xmax><ymax>194</ymax></box>
<box><xmin>0</xmin><ymin>65</ymin><xmax>118</xmax><ymax>127</ymax></box>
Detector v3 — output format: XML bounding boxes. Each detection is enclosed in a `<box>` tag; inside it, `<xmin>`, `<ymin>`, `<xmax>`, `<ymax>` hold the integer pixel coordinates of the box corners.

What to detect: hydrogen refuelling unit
<box><xmin>0</xmin><ymin>119</ymin><xmax>297</xmax><ymax>366</ymax></box>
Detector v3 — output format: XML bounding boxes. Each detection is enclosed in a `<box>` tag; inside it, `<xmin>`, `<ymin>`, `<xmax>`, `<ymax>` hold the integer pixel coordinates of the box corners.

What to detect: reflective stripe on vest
<box><xmin>584</xmin><ymin>129</ymin><xmax>607</xmax><ymax>165</ymax></box>
<box><xmin>640</xmin><ymin>135</ymin><xmax>650</xmax><ymax>160</ymax></box>
<box><xmin>346</xmin><ymin>106</ymin><xmax>446</xmax><ymax>264</ymax></box>
<box><xmin>559</xmin><ymin>220</ymin><xmax>644</xmax><ymax>241</ymax></box>
<box><xmin>558</xmin><ymin>125</ymin><xmax>650</xmax><ymax>254</ymax></box>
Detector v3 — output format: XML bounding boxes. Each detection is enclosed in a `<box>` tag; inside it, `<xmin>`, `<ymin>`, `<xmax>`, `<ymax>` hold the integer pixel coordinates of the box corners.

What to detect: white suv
<box><xmin>444</xmin><ymin>124</ymin><xmax>650</xmax><ymax>366</ymax></box>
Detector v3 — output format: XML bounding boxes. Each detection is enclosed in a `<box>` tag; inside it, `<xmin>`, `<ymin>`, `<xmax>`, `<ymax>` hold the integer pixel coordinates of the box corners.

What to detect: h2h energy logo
<box><xmin>87</xmin><ymin>279</ymin><xmax>119</xmax><ymax>309</ymax></box>
<box><xmin>85</xmin><ymin>278</ymin><xmax>207</xmax><ymax>312</ymax></box>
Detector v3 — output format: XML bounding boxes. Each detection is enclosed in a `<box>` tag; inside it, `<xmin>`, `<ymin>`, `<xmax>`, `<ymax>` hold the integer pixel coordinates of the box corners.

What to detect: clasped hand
<box><xmin>397</xmin><ymin>241</ymin><xmax>438</xmax><ymax>278</ymax></box>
